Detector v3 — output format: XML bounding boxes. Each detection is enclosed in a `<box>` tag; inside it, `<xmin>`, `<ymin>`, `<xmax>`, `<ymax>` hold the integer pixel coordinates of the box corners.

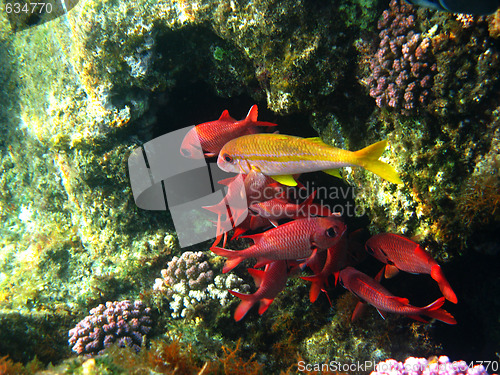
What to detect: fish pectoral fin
<box><xmin>323</xmin><ymin>168</ymin><xmax>342</xmax><ymax>179</ymax></box>
<box><xmin>250</xmin><ymin>165</ymin><xmax>262</xmax><ymax>173</ymax></box>
<box><xmin>376</xmin><ymin>308</ymin><xmax>388</xmax><ymax>320</ymax></box>
<box><xmin>384</xmin><ymin>264</ymin><xmax>400</xmax><ymax>279</ymax></box>
<box><xmin>351</xmin><ymin>301</ymin><xmax>368</xmax><ymax>322</ymax></box>
<box><xmin>271</xmin><ymin>174</ymin><xmax>297</xmax><ymax>186</ymax></box>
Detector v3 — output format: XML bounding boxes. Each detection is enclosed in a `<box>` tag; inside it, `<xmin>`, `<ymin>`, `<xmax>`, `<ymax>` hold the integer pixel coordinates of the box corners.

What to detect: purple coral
<box><xmin>367</xmin><ymin>0</ymin><xmax>437</xmax><ymax>115</ymax></box>
<box><xmin>371</xmin><ymin>356</ymin><xmax>492</xmax><ymax>375</ymax></box>
<box><xmin>68</xmin><ymin>300</ymin><xmax>152</xmax><ymax>356</ymax></box>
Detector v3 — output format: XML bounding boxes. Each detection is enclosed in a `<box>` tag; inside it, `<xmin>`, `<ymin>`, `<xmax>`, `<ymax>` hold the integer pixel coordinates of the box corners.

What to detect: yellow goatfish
<box><xmin>217</xmin><ymin>134</ymin><xmax>403</xmax><ymax>186</ymax></box>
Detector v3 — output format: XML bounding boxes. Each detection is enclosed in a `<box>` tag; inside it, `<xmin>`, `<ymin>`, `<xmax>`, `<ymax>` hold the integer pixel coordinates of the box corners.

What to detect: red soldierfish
<box><xmin>217</xmin><ymin>133</ymin><xmax>403</xmax><ymax>186</ymax></box>
<box><xmin>229</xmin><ymin>260</ymin><xmax>290</xmax><ymax>321</ymax></box>
<box><xmin>180</xmin><ymin>105</ymin><xmax>277</xmax><ymax>159</ymax></box>
<box><xmin>339</xmin><ymin>267</ymin><xmax>456</xmax><ymax>324</ymax></box>
<box><xmin>211</xmin><ymin>215</ymin><xmax>347</xmax><ymax>273</ymax></box>
<box><xmin>365</xmin><ymin>233</ymin><xmax>457</xmax><ymax>304</ymax></box>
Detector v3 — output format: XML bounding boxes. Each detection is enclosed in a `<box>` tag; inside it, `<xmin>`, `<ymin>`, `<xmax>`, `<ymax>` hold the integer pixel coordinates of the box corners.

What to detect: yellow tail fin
<box><xmin>353</xmin><ymin>140</ymin><xmax>403</xmax><ymax>184</ymax></box>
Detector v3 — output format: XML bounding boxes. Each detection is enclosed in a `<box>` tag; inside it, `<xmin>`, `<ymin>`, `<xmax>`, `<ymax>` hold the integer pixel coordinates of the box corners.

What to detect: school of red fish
<box><xmin>180</xmin><ymin>105</ymin><xmax>457</xmax><ymax>324</ymax></box>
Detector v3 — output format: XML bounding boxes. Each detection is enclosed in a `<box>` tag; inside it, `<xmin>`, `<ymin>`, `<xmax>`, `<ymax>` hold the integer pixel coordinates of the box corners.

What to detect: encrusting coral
<box><xmin>68</xmin><ymin>300</ymin><xmax>152</xmax><ymax>356</ymax></box>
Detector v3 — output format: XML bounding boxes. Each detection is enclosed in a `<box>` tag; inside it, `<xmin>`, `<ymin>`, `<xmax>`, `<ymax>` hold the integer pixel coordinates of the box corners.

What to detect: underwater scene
<box><xmin>0</xmin><ymin>0</ymin><xmax>499</xmax><ymax>373</ymax></box>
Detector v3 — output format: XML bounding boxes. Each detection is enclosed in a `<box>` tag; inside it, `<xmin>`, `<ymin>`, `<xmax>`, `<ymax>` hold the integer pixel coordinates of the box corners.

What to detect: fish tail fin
<box><xmin>353</xmin><ymin>140</ymin><xmax>403</xmax><ymax>184</ymax></box>
<box><xmin>231</xmin><ymin>226</ymin><xmax>247</xmax><ymax>240</ymax></box>
<box><xmin>228</xmin><ymin>290</ymin><xmax>255</xmax><ymax>321</ymax></box>
<box><xmin>421</xmin><ymin>296</ymin><xmax>457</xmax><ymax>325</ymax></box>
<box><xmin>431</xmin><ymin>264</ymin><xmax>458</xmax><ymax>304</ymax></box>
<box><xmin>300</xmin><ymin>275</ymin><xmax>325</xmax><ymax>303</ymax></box>
<box><xmin>203</xmin><ymin>200</ymin><xmax>230</xmax><ymax>218</ymax></box>
<box><xmin>210</xmin><ymin>246</ymin><xmax>244</xmax><ymax>273</ymax></box>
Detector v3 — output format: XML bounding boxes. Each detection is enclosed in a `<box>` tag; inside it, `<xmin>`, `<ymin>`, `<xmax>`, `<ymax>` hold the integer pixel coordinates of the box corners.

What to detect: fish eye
<box><xmin>222</xmin><ymin>153</ymin><xmax>234</xmax><ymax>163</ymax></box>
<box><xmin>325</xmin><ymin>227</ymin><xmax>336</xmax><ymax>237</ymax></box>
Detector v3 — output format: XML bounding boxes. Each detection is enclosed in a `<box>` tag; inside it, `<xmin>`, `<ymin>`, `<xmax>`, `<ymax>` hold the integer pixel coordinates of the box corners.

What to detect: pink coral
<box><xmin>371</xmin><ymin>356</ymin><xmax>493</xmax><ymax>375</ymax></box>
<box><xmin>367</xmin><ymin>0</ymin><xmax>437</xmax><ymax>115</ymax></box>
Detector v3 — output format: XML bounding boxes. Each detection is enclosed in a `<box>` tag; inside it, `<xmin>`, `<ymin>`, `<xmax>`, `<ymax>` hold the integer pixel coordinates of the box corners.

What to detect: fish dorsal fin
<box><xmin>413</xmin><ymin>244</ymin><xmax>432</xmax><ymax>262</ymax></box>
<box><xmin>246</xmin><ymin>104</ymin><xmax>258</xmax><ymax>122</ymax></box>
<box><xmin>323</xmin><ymin>169</ymin><xmax>342</xmax><ymax>179</ymax></box>
<box><xmin>305</xmin><ymin>137</ymin><xmax>326</xmax><ymax>144</ymax></box>
<box><xmin>271</xmin><ymin>174</ymin><xmax>297</xmax><ymax>186</ymax></box>
<box><xmin>219</xmin><ymin>109</ymin><xmax>236</xmax><ymax>122</ymax></box>
<box><xmin>388</xmin><ymin>296</ymin><xmax>410</xmax><ymax>305</ymax></box>
<box><xmin>384</xmin><ymin>264</ymin><xmax>400</xmax><ymax>279</ymax></box>
<box><xmin>247</xmin><ymin>268</ymin><xmax>265</xmax><ymax>288</ymax></box>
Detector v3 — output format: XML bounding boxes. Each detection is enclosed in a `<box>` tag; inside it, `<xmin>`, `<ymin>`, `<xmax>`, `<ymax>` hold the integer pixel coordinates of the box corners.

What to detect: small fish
<box><xmin>180</xmin><ymin>105</ymin><xmax>277</xmax><ymax>159</ymax></box>
<box><xmin>211</xmin><ymin>215</ymin><xmax>347</xmax><ymax>273</ymax></box>
<box><xmin>229</xmin><ymin>260</ymin><xmax>290</xmax><ymax>321</ymax></box>
<box><xmin>365</xmin><ymin>233</ymin><xmax>457</xmax><ymax>304</ymax></box>
<box><xmin>217</xmin><ymin>134</ymin><xmax>402</xmax><ymax>186</ymax></box>
<box><xmin>339</xmin><ymin>267</ymin><xmax>457</xmax><ymax>324</ymax></box>
<box><xmin>405</xmin><ymin>0</ymin><xmax>499</xmax><ymax>15</ymax></box>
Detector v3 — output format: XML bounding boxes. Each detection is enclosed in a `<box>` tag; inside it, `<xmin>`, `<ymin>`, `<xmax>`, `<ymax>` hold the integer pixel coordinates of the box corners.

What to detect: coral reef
<box><xmin>68</xmin><ymin>300</ymin><xmax>152</xmax><ymax>355</ymax></box>
<box><xmin>153</xmin><ymin>251</ymin><xmax>250</xmax><ymax>318</ymax></box>
<box><xmin>0</xmin><ymin>0</ymin><xmax>499</xmax><ymax>370</ymax></box>
<box><xmin>430</xmin><ymin>13</ymin><xmax>500</xmax><ymax>117</ymax></box>
<box><xmin>371</xmin><ymin>356</ymin><xmax>491</xmax><ymax>375</ymax></box>
<box><xmin>367</xmin><ymin>0</ymin><xmax>437</xmax><ymax>115</ymax></box>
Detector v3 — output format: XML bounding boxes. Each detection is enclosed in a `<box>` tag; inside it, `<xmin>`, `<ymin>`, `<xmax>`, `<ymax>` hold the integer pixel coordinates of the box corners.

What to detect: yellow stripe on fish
<box><xmin>217</xmin><ymin>134</ymin><xmax>403</xmax><ymax>186</ymax></box>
